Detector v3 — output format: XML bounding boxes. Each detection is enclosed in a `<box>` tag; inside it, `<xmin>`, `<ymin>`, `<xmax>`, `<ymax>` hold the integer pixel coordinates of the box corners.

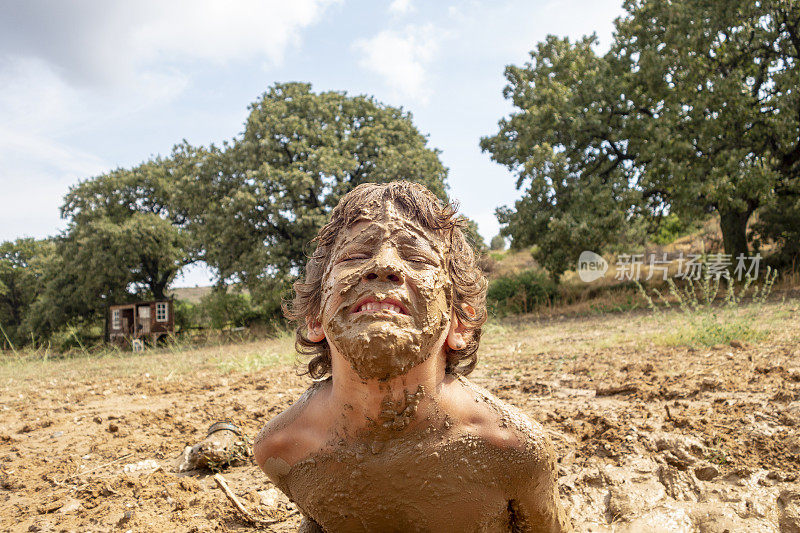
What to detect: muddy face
<box><xmin>318</xmin><ymin>202</ymin><xmax>453</xmax><ymax>381</ymax></box>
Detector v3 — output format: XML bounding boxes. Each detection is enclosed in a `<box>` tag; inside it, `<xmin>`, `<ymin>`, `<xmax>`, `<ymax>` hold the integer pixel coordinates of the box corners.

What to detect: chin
<box><xmin>326</xmin><ymin>308</ymin><xmax>449</xmax><ymax>381</ymax></box>
<box><xmin>337</xmin><ymin>330</ymin><xmax>433</xmax><ymax>381</ymax></box>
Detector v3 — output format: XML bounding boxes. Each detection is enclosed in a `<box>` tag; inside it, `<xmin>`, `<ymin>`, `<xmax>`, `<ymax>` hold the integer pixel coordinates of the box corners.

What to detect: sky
<box><xmin>0</xmin><ymin>0</ymin><xmax>625</xmax><ymax>287</ymax></box>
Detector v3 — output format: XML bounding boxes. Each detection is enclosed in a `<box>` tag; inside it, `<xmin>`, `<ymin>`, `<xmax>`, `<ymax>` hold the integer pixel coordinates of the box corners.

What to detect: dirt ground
<box><xmin>1</xmin><ymin>302</ymin><xmax>799</xmax><ymax>532</ymax></box>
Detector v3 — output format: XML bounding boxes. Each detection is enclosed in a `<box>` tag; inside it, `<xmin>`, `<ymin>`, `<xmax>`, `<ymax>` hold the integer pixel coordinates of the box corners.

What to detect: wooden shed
<box><xmin>106</xmin><ymin>299</ymin><xmax>174</xmax><ymax>346</ymax></box>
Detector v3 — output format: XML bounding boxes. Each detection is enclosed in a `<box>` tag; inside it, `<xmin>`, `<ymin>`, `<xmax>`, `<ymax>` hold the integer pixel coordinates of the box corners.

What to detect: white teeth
<box><xmin>380</xmin><ymin>303</ymin><xmax>401</xmax><ymax>313</ymax></box>
<box><xmin>358</xmin><ymin>302</ymin><xmax>402</xmax><ymax>314</ymax></box>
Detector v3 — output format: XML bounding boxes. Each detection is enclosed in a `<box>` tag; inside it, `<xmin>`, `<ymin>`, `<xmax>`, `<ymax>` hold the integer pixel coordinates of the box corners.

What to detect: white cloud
<box><xmin>0</xmin><ymin>54</ymin><xmax>181</xmax><ymax>242</ymax></box>
<box><xmin>133</xmin><ymin>0</ymin><xmax>339</xmax><ymax>69</ymax></box>
<box><xmin>0</xmin><ymin>127</ymin><xmax>107</xmax><ymax>241</ymax></box>
<box><xmin>0</xmin><ymin>0</ymin><xmax>339</xmax><ymax>88</ymax></box>
<box><xmin>0</xmin><ymin>1</ymin><xmax>339</xmax><ymax>241</ymax></box>
<box><xmin>354</xmin><ymin>24</ymin><xmax>442</xmax><ymax>103</ymax></box>
<box><xmin>389</xmin><ymin>0</ymin><xmax>415</xmax><ymax>15</ymax></box>
<box><xmin>0</xmin><ymin>56</ymin><xmax>107</xmax><ymax>241</ymax></box>
<box><xmin>443</xmin><ymin>0</ymin><xmax>625</xmax><ymax>61</ymax></box>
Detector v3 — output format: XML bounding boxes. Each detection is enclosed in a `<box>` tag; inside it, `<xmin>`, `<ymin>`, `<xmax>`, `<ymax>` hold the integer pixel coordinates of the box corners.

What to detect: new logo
<box><xmin>577</xmin><ymin>251</ymin><xmax>608</xmax><ymax>282</ymax></box>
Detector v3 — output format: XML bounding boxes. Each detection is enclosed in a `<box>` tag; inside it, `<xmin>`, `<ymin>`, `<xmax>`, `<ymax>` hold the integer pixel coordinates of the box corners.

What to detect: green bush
<box><xmin>636</xmin><ymin>266</ymin><xmax>778</xmax><ymax>347</ymax></box>
<box><xmin>49</xmin><ymin>321</ymin><xmax>103</xmax><ymax>354</ymax></box>
<box><xmin>487</xmin><ymin>269</ymin><xmax>557</xmax><ymax>315</ymax></box>
<box><xmin>173</xmin><ymin>300</ymin><xmax>201</xmax><ymax>332</ymax></box>
<box><xmin>200</xmin><ymin>290</ymin><xmax>262</xmax><ymax>329</ymax></box>
<box><xmin>651</xmin><ymin>213</ymin><xmax>703</xmax><ymax>245</ymax></box>
<box><xmin>490</xmin><ymin>234</ymin><xmax>506</xmax><ymax>251</ymax></box>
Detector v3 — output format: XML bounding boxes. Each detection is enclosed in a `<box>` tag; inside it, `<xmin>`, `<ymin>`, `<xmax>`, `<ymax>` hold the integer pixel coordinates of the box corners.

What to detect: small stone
<box><xmin>122</xmin><ymin>459</ymin><xmax>159</xmax><ymax>473</ymax></box>
<box><xmin>58</xmin><ymin>498</ymin><xmax>82</xmax><ymax>514</ymax></box>
<box><xmin>93</xmin><ymin>416</ymin><xmax>102</xmax><ymax>424</ymax></box>
<box><xmin>37</xmin><ymin>499</ymin><xmax>64</xmax><ymax>514</ymax></box>
<box><xmin>607</xmin><ymin>486</ymin><xmax>639</xmax><ymax>521</ymax></box>
<box><xmin>769</xmin><ymin>470</ymin><xmax>789</xmax><ymax>481</ymax></box>
<box><xmin>107</xmin><ymin>423</ymin><xmax>119</xmax><ymax>433</ymax></box>
<box><xmin>117</xmin><ymin>509</ymin><xmax>134</xmax><ymax>527</ymax></box>
<box><xmin>258</xmin><ymin>487</ymin><xmax>282</xmax><ymax>508</ymax></box>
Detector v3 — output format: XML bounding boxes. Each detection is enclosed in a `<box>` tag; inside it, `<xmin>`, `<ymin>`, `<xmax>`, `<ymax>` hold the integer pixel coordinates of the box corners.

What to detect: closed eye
<box><xmin>407</xmin><ymin>256</ymin><xmax>436</xmax><ymax>265</ymax></box>
<box><xmin>399</xmin><ymin>244</ymin><xmax>437</xmax><ymax>266</ymax></box>
<box><xmin>338</xmin><ymin>253</ymin><xmax>369</xmax><ymax>263</ymax></box>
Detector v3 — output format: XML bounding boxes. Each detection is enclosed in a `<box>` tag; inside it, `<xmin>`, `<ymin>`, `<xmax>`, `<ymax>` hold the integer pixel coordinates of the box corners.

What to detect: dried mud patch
<box><xmin>1</xmin><ymin>306</ymin><xmax>799</xmax><ymax>531</ymax></box>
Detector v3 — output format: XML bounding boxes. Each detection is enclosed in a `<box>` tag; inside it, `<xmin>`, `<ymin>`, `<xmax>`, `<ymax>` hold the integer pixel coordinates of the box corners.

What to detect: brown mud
<box><xmin>320</xmin><ymin>202</ymin><xmax>452</xmax><ymax>381</ymax></box>
<box><xmin>263</xmin><ymin>375</ymin><xmax>566</xmax><ymax>532</ymax></box>
<box><xmin>1</xmin><ymin>310</ymin><xmax>800</xmax><ymax>531</ymax></box>
<box><xmin>255</xmin><ymin>198</ymin><xmax>570</xmax><ymax>531</ymax></box>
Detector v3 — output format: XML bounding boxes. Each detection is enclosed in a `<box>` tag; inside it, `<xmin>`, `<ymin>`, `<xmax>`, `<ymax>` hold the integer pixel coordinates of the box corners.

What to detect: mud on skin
<box><xmin>255</xmin><ymin>198</ymin><xmax>569</xmax><ymax>532</ymax></box>
<box><xmin>267</xmin><ymin>378</ymin><xmax>568</xmax><ymax>532</ymax></box>
<box><xmin>319</xmin><ymin>202</ymin><xmax>453</xmax><ymax>381</ymax></box>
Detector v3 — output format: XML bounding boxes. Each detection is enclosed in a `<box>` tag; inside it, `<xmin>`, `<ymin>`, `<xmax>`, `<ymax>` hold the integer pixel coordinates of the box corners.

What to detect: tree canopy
<box><xmin>188</xmin><ymin>82</ymin><xmax>450</xmax><ymax>299</ymax></box>
<box><xmin>61</xmin><ymin>155</ymin><xmax>196</xmax><ymax>300</ymax></box>
<box><xmin>481</xmin><ymin>34</ymin><xmax>641</xmax><ymax>279</ymax></box>
<box><xmin>482</xmin><ymin>0</ymin><xmax>800</xmax><ymax>279</ymax></box>
<box><xmin>0</xmin><ymin>238</ymin><xmax>54</xmax><ymax>348</ymax></box>
<box><xmin>25</xmin><ymin>82</ymin><xmax>453</xmax><ymax>341</ymax></box>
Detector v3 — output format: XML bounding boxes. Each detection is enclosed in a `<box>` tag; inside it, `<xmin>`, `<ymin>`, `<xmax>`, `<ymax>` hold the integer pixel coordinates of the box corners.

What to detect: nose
<box><xmin>363</xmin><ymin>245</ymin><xmax>404</xmax><ymax>284</ymax></box>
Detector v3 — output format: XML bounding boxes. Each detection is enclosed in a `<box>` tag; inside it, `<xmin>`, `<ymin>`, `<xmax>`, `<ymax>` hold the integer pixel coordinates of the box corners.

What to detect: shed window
<box><xmin>112</xmin><ymin>309</ymin><xmax>121</xmax><ymax>329</ymax></box>
<box><xmin>138</xmin><ymin>306</ymin><xmax>151</xmax><ymax>319</ymax></box>
<box><xmin>156</xmin><ymin>302</ymin><xmax>168</xmax><ymax>322</ymax></box>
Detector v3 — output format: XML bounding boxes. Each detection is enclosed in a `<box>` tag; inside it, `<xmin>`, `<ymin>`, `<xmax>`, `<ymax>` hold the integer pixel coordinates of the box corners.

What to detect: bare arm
<box><xmin>298</xmin><ymin>515</ymin><xmax>325</xmax><ymax>532</ymax></box>
<box><xmin>508</xmin><ymin>447</ymin><xmax>571</xmax><ymax>533</ymax></box>
<box><xmin>452</xmin><ymin>378</ymin><xmax>571</xmax><ymax>532</ymax></box>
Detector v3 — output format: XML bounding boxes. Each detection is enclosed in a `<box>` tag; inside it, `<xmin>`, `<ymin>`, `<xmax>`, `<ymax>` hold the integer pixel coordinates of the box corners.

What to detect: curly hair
<box><xmin>284</xmin><ymin>181</ymin><xmax>488</xmax><ymax>379</ymax></box>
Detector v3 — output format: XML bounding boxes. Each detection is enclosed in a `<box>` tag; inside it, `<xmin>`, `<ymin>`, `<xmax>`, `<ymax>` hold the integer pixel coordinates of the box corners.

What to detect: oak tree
<box><xmin>189</xmin><ymin>82</ymin><xmax>450</xmax><ymax>300</ymax></box>
<box><xmin>482</xmin><ymin>0</ymin><xmax>800</xmax><ymax>278</ymax></box>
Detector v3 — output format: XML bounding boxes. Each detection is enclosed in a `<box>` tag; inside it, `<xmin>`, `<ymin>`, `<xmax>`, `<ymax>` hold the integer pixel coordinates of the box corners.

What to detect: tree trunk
<box><xmin>151</xmin><ymin>280</ymin><xmax>166</xmax><ymax>300</ymax></box>
<box><xmin>718</xmin><ymin>207</ymin><xmax>752</xmax><ymax>260</ymax></box>
<box><xmin>151</xmin><ymin>268</ymin><xmax>176</xmax><ymax>300</ymax></box>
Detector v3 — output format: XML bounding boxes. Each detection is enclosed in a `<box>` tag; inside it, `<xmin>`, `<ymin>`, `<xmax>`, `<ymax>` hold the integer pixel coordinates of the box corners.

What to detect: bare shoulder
<box><xmin>445</xmin><ymin>375</ymin><xmax>556</xmax><ymax>473</ymax></box>
<box><xmin>253</xmin><ymin>380</ymin><xmax>331</xmax><ymax>481</ymax></box>
<box><xmin>445</xmin><ymin>376</ymin><xmax>569</xmax><ymax>531</ymax></box>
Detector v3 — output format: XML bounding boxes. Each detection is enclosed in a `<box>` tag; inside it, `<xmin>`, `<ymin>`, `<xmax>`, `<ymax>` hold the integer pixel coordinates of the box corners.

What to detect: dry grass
<box><xmin>479</xmin><ymin>299</ymin><xmax>797</xmax><ymax>371</ymax></box>
<box><xmin>483</xmin><ymin>249</ymin><xmax>539</xmax><ymax>279</ymax></box>
<box><xmin>1</xmin><ymin>297</ymin><xmax>797</xmax><ymax>396</ymax></box>
<box><xmin>484</xmin><ymin>216</ymin><xmax>800</xmax><ymax>323</ymax></box>
<box><xmin>0</xmin><ymin>331</ymin><xmax>297</xmax><ymax>391</ymax></box>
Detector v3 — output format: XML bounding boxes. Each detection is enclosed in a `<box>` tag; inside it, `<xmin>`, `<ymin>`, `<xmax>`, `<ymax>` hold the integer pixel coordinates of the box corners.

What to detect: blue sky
<box><xmin>0</xmin><ymin>0</ymin><xmax>624</xmax><ymax>286</ymax></box>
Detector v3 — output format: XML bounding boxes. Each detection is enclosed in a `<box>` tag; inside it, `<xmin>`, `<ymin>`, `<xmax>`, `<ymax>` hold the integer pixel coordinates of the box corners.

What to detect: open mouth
<box><xmin>351</xmin><ymin>297</ymin><xmax>409</xmax><ymax>315</ymax></box>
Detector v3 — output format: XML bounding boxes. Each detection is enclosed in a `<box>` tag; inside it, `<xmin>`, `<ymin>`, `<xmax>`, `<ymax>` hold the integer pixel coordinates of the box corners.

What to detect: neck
<box><xmin>328</xmin><ymin>348</ymin><xmax>447</xmax><ymax>435</ymax></box>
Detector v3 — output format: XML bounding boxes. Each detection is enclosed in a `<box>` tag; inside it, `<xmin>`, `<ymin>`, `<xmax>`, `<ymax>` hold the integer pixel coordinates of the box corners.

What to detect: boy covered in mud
<box><xmin>254</xmin><ymin>182</ymin><xmax>569</xmax><ymax>532</ymax></box>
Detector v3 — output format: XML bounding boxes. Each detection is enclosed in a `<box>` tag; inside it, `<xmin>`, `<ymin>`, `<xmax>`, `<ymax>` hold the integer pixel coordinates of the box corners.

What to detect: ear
<box><xmin>306</xmin><ymin>318</ymin><xmax>325</xmax><ymax>343</ymax></box>
<box><xmin>446</xmin><ymin>303</ymin><xmax>475</xmax><ymax>351</ymax></box>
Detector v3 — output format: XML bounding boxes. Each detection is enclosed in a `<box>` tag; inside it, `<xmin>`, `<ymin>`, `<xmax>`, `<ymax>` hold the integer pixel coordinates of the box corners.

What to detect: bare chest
<box><xmin>281</xmin><ymin>435</ymin><xmax>516</xmax><ymax>533</ymax></box>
